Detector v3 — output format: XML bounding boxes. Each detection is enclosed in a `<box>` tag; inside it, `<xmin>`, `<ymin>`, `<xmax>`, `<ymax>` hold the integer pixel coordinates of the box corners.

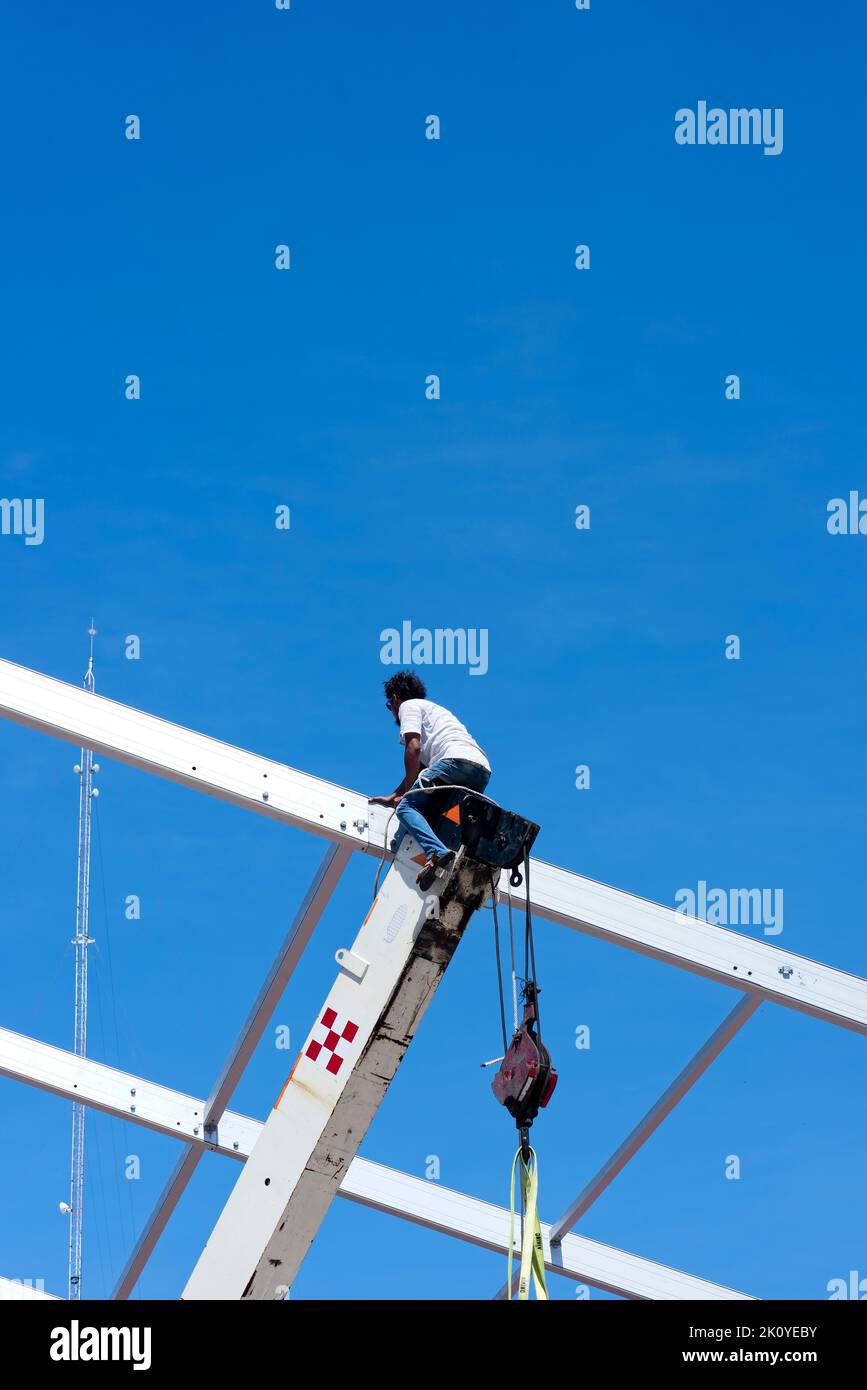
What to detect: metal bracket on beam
<box><xmin>335</xmin><ymin>947</ymin><xmax>369</xmax><ymax>981</ymax></box>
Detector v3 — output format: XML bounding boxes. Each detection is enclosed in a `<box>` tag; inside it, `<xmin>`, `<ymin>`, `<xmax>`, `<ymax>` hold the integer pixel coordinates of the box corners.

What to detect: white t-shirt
<box><xmin>398</xmin><ymin>699</ymin><xmax>490</xmax><ymax>773</ymax></box>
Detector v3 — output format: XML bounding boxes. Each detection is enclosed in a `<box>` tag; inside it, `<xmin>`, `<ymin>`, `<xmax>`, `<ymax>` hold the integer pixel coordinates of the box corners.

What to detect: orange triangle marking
<box><xmin>444</xmin><ymin>804</ymin><xmax>461</xmax><ymax>824</ymax></box>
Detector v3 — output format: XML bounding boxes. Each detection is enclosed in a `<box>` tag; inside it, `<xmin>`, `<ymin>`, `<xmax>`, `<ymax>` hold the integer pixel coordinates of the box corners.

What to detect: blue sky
<box><xmin>1</xmin><ymin>0</ymin><xmax>866</xmax><ymax>1300</ymax></box>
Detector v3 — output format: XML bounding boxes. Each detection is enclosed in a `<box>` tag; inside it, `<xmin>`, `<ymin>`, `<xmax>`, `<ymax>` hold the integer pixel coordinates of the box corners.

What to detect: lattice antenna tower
<box><xmin>67</xmin><ymin>622</ymin><xmax>99</xmax><ymax>1299</ymax></box>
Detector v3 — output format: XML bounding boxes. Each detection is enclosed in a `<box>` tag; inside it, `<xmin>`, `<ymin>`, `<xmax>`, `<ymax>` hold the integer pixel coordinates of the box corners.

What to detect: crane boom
<box><xmin>183</xmin><ymin>843</ymin><xmax>494</xmax><ymax>1299</ymax></box>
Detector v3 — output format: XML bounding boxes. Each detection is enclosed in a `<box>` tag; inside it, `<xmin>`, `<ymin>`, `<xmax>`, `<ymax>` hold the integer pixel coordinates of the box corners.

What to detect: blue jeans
<box><xmin>392</xmin><ymin>759</ymin><xmax>491</xmax><ymax>860</ymax></box>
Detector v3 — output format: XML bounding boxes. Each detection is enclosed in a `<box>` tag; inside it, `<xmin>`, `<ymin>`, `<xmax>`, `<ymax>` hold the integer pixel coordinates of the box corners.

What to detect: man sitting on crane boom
<box><xmin>369</xmin><ymin>670</ymin><xmax>491</xmax><ymax>887</ymax></box>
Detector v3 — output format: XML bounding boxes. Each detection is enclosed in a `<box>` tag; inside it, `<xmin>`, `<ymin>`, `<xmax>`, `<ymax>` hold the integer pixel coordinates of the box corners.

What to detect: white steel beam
<box><xmin>340</xmin><ymin>1158</ymin><xmax>754</xmax><ymax>1300</ymax></box>
<box><xmin>0</xmin><ymin>985</ymin><xmax>755</xmax><ymax>1301</ymax></box>
<box><xmin>498</xmin><ymin>861</ymin><xmax>867</xmax><ymax>1035</ymax></box>
<box><xmin>110</xmin><ymin>840</ymin><xmax>351</xmax><ymax>1300</ymax></box>
<box><xmin>1</xmin><ymin>657</ymin><xmax>865</xmax><ymax>1035</ymax></box>
<box><xmin>0</xmin><ymin>1027</ymin><xmax>250</xmax><ymax>1156</ymax></box>
<box><xmin>183</xmin><ymin>846</ymin><xmax>494</xmax><ymax>1299</ymax></box>
<box><xmin>0</xmin><ymin>1022</ymin><xmax>261</xmax><ymax>1157</ymax></box>
<box><xmin>0</xmin><ymin>657</ymin><xmax>375</xmax><ymax>852</ymax></box>
<box><xmin>0</xmin><ymin>1022</ymin><xmax>753</xmax><ymax>1299</ymax></box>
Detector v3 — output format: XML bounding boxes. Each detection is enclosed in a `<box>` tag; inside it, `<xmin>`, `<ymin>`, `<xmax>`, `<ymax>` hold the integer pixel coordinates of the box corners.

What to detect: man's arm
<box><xmin>369</xmin><ymin>733</ymin><xmax>422</xmax><ymax>806</ymax></box>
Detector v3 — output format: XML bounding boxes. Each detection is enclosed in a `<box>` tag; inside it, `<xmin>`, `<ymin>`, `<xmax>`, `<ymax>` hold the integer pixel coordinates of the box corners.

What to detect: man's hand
<box><xmin>370</xmin><ymin>735</ymin><xmax>422</xmax><ymax>808</ymax></box>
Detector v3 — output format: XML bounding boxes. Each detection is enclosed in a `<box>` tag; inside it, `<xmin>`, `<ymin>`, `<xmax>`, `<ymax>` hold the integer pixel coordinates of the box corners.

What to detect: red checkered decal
<box><xmin>305</xmin><ymin>1007</ymin><xmax>359</xmax><ymax>1075</ymax></box>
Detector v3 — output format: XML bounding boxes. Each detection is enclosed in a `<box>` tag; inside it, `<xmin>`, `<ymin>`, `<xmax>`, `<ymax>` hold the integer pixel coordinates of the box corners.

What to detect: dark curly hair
<box><xmin>384</xmin><ymin>670</ymin><xmax>427</xmax><ymax>706</ymax></box>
